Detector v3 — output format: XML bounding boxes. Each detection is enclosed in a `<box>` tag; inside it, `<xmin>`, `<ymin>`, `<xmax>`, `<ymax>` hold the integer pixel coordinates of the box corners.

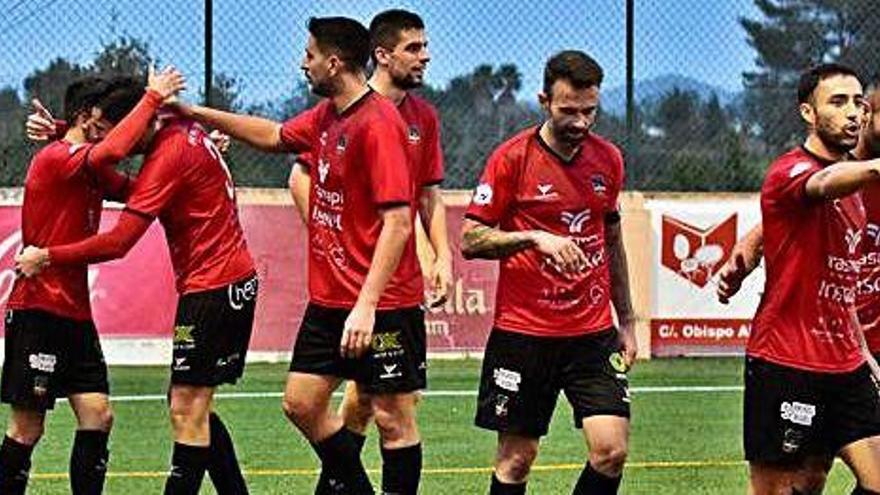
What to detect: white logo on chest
<box><xmin>561</xmin><ymin>209</ymin><xmax>591</xmax><ymax>233</ymax></box>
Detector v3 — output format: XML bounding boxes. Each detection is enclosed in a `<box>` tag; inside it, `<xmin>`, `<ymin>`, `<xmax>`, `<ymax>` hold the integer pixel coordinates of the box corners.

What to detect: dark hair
<box><xmin>96</xmin><ymin>76</ymin><xmax>145</xmax><ymax>124</ymax></box>
<box><xmin>63</xmin><ymin>76</ymin><xmax>110</xmax><ymax>124</ymax></box>
<box><xmin>797</xmin><ymin>63</ymin><xmax>862</xmax><ymax>104</ymax></box>
<box><xmin>369</xmin><ymin>9</ymin><xmax>425</xmax><ymax>62</ymax></box>
<box><xmin>543</xmin><ymin>50</ymin><xmax>604</xmax><ymax>96</ymax></box>
<box><xmin>307</xmin><ymin>16</ymin><xmax>370</xmax><ymax>72</ymax></box>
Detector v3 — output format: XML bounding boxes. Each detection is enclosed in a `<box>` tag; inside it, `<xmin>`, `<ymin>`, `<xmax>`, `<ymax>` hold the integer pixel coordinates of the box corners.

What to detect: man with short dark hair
<box><xmin>166</xmin><ymin>16</ymin><xmax>418</xmax><ymax>494</ymax></box>
<box><xmin>718</xmin><ymin>69</ymin><xmax>880</xmax><ymax>494</ymax></box>
<box><xmin>1</xmin><ymin>69</ymin><xmax>183</xmax><ymax>495</ymax></box>
<box><xmin>16</xmin><ymin>76</ymin><xmax>258</xmax><ymax>495</ymax></box>
<box><xmin>461</xmin><ymin>50</ymin><xmax>636</xmax><ymax>495</ymax></box>
<box><xmin>724</xmin><ymin>63</ymin><xmax>880</xmax><ymax>494</ymax></box>
<box><xmin>297</xmin><ymin>9</ymin><xmax>449</xmax><ymax>494</ymax></box>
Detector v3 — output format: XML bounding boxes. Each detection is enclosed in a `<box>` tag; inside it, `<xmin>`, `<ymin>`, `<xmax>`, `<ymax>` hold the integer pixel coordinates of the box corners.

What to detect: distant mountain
<box><xmin>600</xmin><ymin>74</ymin><xmax>742</xmax><ymax>116</ymax></box>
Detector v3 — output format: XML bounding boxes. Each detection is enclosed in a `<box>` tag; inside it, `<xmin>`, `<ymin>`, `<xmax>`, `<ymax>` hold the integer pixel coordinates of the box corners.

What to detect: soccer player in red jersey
<box><xmin>461</xmin><ymin>51</ymin><xmax>636</xmax><ymax>495</ymax></box>
<box><xmin>717</xmin><ymin>73</ymin><xmax>880</xmax><ymax>494</ymax></box>
<box><xmin>16</xmin><ymin>79</ymin><xmax>258</xmax><ymax>495</ymax></box>
<box><xmin>0</xmin><ymin>70</ymin><xmax>183</xmax><ymax>495</ymax></box>
<box><xmin>167</xmin><ymin>17</ymin><xmax>418</xmax><ymax>494</ymax></box>
<box><xmin>290</xmin><ymin>10</ymin><xmax>449</xmax><ymax>493</ymax></box>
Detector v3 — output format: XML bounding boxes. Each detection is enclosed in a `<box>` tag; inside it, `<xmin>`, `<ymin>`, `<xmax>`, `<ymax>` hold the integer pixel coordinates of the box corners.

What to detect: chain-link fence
<box><xmin>1</xmin><ymin>0</ymin><xmax>877</xmax><ymax>191</ymax></box>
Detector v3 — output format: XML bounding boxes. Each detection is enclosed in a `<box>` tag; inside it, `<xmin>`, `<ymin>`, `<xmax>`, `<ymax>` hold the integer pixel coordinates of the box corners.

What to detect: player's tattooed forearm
<box><xmin>462</xmin><ymin>225</ymin><xmax>534</xmax><ymax>259</ymax></box>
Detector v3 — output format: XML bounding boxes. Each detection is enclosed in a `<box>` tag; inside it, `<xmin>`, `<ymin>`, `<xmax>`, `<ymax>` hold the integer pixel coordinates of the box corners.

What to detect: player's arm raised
<box><xmin>173</xmin><ymin>103</ymin><xmax>285</xmax><ymax>152</ymax></box>
<box><xmin>804</xmin><ymin>157</ymin><xmax>880</xmax><ymax>199</ymax></box>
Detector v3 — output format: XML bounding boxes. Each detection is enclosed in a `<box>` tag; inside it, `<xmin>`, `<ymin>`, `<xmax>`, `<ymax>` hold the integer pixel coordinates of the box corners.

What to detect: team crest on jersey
<box><xmin>336</xmin><ymin>135</ymin><xmax>347</xmax><ymax>153</ymax></box>
<box><xmin>591</xmin><ymin>174</ymin><xmax>608</xmax><ymax>194</ymax></box>
<box><xmin>407</xmin><ymin>125</ymin><xmax>421</xmax><ymax>143</ymax></box>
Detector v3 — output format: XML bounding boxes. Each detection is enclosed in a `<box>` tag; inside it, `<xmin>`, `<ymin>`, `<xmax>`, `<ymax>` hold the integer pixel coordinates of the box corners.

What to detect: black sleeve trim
<box><xmin>123</xmin><ymin>207</ymin><xmax>155</xmax><ymax>220</ymax></box>
<box><xmin>604</xmin><ymin>211</ymin><xmax>622</xmax><ymax>224</ymax></box>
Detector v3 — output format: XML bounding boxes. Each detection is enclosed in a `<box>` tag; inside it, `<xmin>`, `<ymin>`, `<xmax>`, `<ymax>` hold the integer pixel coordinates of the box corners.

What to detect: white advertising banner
<box><xmin>646</xmin><ymin>195</ymin><xmax>765</xmax><ymax>356</ymax></box>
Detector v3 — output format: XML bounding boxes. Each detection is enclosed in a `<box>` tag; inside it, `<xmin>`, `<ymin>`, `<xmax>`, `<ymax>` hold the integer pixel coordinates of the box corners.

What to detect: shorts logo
<box><xmin>782</xmin><ymin>427</ymin><xmax>805</xmax><ymax>454</ymax></box>
<box><xmin>609</xmin><ymin>352</ymin><xmax>628</xmax><ymax>373</ymax></box>
<box><xmin>372</xmin><ymin>332</ymin><xmax>402</xmax><ymax>353</ymax></box>
<box><xmin>495</xmin><ymin>393</ymin><xmax>510</xmax><ymax>418</ymax></box>
<box><xmin>28</xmin><ymin>353</ymin><xmax>56</xmax><ymax>373</ymax></box>
<box><xmin>173</xmin><ymin>357</ymin><xmax>190</xmax><ymax>371</ymax></box>
<box><xmin>380</xmin><ymin>363</ymin><xmax>402</xmax><ymax>380</ymax></box>
<box><xmin>473</xmin><ymin>184</ymin><xmax>493</xmax><ymax>206</ymax></box>
<box><xmin>780</xmin><ymin>401</ymin><xmax>816</xmax><ymax>426</ymax></box>
<box><xmin>228</xmin><ymin>277</ymin><xmax>258</xmax><ymax>310</ymax></box>
<box><xmin>173</xmin><ymin>325</ymin><xmax>195</xmax><ymax>345</ymax></box>
<box><xmin>493</xmin><ymin>368</ymin><xmax>521</xmax><ymax>392</ymax></box>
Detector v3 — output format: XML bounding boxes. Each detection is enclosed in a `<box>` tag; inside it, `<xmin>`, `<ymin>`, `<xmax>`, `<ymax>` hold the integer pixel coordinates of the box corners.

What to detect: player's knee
<box><xmin>589</xmin><ymin>442</ymin><xmax>628</xmax><ymax>476</ymax></box>
<box><xmin>496</xmin><ymin>445</ymin><xmax>538</xmax><ymax>482</ymax></box>
<box><xmin>89</xmin><ymin>405</ymin><xmax>114</xmax><ymax>432</ymax></box>
<box><xmin>168</xmin><ymin>399</ymin><xmax>203</xmax><ymax>430</ymax></box>
<box><xmin>372</xmin><ymin>405</ymin><xmax>411</xmax><ymax>443</ymax></box>
<box><xmin>8</xmin><ymin>417</ymin><xmax>44</xmax><ymax>445</ymax></box>
<box><xmin>341</xmin><ymin>394</ymin><xmax>373</xmax><ymax>431</ymax></box>
<box><xmin>282</xmin><ymin>393</ymin><xmax>319</xmax><ymax>426</ymax></box>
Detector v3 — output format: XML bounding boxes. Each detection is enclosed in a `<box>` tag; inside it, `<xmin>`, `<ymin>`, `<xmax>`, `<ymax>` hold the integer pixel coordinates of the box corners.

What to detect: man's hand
<box><xmin>532</xmin><ymin>231</ymin><xmax>587</xmax><ymax>274</ymax></box>
<box><xmin>147</xmin><ymin>65</ymin><xmax>186</xmax><ymax>102</ymax></box>
<box><xmin>209</xmin><ymin>130</ymin><xmax>231</xmax><ymax>154</ymax></box>
<box><xmin>426</xmin><ymin>255</ymin><xmax>452</xmax><ymax>308</ymax></box>
<box><xmin>14</xmin><ymin>246</ymin><xmax>49</xmax><ymax>277</ymax></box>
<box><xmin>717</xmin><ymin>254</ymin><xmax>750</xmax><ymax>304</ymax></box>
<box><xmin>618</xmin><ymin>320</ymin><xmax>638</xmax><ymax>370</ymax></box>
<box><xmin>340</xmin><ymin>302</ymin><xmax>375</xmax><ymax>359</ymax></box>
<box><xmin>25</xmin><ymin>99</ymin><xmax>56</xmax><ymax>142</ymax></box>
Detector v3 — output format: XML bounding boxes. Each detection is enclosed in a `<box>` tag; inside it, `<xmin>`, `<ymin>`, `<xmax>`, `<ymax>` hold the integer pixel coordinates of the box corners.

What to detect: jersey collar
<box><xmin>535</xmin><ymin>126</ymin><xmax>582</xmax><ymax>166</ymax></box>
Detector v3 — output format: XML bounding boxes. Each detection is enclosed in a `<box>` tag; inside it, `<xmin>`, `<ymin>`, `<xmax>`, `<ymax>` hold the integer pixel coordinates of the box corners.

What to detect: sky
<box><xmin>0</xmin><ymin>0</ymin><xmax>762</xmax><ymax>108</ymax></box>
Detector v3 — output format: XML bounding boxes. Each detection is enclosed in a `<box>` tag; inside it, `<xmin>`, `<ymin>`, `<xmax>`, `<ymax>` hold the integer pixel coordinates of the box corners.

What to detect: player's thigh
<box><xmin>284</xmin><ymin>372</ymin><xmax>341</xmax><ymax>412</ymax></box>
<box><xmin>839</xmin><ymin>435</ymin><xmax>880</xmax><ymax>490</ymax></box>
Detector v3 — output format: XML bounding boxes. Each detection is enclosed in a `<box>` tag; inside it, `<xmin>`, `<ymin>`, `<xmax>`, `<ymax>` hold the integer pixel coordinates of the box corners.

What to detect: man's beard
<box><xmin>816</xmin><ymin>120</ymin><xmax>857</xmax><ymax>155</ymax></box>
<box><xmin>392</xmin><ymin>73</ymin><xmax>422</xmax><ymax>90</ymax></box>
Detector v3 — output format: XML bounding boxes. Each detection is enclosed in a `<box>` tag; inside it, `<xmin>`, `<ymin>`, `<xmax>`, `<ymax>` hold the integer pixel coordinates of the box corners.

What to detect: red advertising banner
<box><xmin>0</xmin><ymin>202</ymin><xmax>497</xmax><ymax>354</ymax></box>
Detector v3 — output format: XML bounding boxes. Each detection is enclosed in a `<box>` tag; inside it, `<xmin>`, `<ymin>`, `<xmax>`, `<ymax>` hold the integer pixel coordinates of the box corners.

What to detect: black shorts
<box><xmin>171</xmin><ymin>274</ymin><xmax>258</xmax><ymax>386</ymax></box>
<box><xmin>475</xmin><ymin>327</ymin><xmax>630</xmax><ymax>438</ymax></box>
<box><xmin>1</xmin><ymin>309</ymin><xmax>108</xmax><ymax>411</ymax></box>
<box><xmin>289</xmin><ymin>303</ymin><xmax>426</xmax><ymax>394</ymax></box>
<box><xmin>744</xmin><ymin>356</ymin><xmax>880</xmax><ymax>465</ymax></box>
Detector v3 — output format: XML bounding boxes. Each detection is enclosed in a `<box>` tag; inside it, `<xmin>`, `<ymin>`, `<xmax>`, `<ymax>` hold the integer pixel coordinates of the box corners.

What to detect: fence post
<box><xmin>625</xmin><ymin>0</ymin><xmax>634</xmax><ymax>140</ymax></box>
<box><xmin>204</xmin><ymin>0</ymin><xmax>213</xmax><ymax>106</ymax></box>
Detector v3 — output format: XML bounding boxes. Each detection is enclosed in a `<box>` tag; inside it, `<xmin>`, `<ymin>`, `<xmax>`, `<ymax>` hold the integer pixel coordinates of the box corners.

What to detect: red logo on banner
<box><xmin>661</xmin><ymin>214</ymin><xmax>737</xmax><ymax>288</ymax></box>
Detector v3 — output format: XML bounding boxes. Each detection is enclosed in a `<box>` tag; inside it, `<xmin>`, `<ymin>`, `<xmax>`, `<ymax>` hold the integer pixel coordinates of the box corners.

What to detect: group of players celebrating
<box><xmin>5</xmin><ymin>6</ymin><xmax>877</xmax><ymax>495</ymax></box>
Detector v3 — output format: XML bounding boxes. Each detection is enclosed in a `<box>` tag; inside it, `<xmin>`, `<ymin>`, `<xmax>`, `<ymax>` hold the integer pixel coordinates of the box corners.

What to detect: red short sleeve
<box><xmin>464</xmin><ymin>147</ymin><xmax>517</xmax><ymax>226</ymax></box>
<box><xmin>422</xmin><ymin>108</ymin><xmax>444</xmax><ymax>186</ymax></box>
<box><xmin>364</xmin><ymin>119</ymin><xmax>412</xmax><ymax>207</ymax></box>
<box><xmin>764</xmin><ymin>159</ymin><xmax>822</xmax><ymax>210</ymax></box>
<box><xmin>280</xmin><ymin>106</ymin><xmax>321</xmax><ymax>154</ymax></box>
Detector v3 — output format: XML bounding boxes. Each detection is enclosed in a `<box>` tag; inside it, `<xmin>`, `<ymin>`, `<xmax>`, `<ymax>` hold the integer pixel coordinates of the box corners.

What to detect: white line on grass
<box><xmin>55</xmin><ymin>385</ymin><xmax>742</xmax><ymax>403</ymax></box>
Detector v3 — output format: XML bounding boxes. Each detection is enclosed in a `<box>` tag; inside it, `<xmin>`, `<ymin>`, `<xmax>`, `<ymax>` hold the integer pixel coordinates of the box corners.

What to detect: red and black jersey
<box><xmin>857</xmin><ymin>181</ymin><xmax>880</xmax><ymax>352</ymax></box>
<box><xmin>125</xmin><ymin>118</ymin><xmax>255</xmax><ymax>294</ymax></box>
<box><xmin>750</xmin><ymin>147</ymin><xmax>866</xmax><ymax>372</ymax></box>
<box><xmin>280</xmin><ymin>90</ymin><xmax>416</xmax><ymax>309</ymax></box>
<box><xmin>7</xmin><ymin>141</ymin><xmax>104</xmax><ymax>320</ymax></box>
<box><xmin>466</xmin><ymin>127</ymin><xmax>625</xmax><ymax>337</ymax></box>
